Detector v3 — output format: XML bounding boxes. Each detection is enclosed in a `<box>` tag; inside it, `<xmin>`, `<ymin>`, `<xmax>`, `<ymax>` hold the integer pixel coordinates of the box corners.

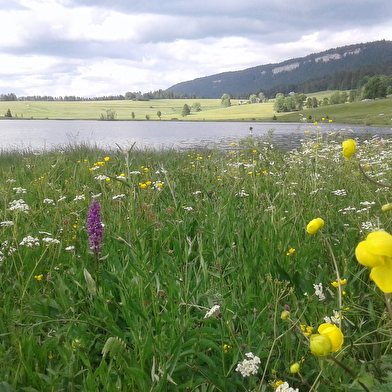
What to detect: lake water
<box><xmin>0</xmin><ymin>119</ymin><xmax>391</xmax><ymax>152</ymax></box>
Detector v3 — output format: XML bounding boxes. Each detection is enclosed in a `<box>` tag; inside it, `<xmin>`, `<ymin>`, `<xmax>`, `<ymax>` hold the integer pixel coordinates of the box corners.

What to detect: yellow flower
<box><xmin>355</xmin><ymin>230</ymin><xmax>392</xmax><ymax>293</ymax></box>
<box><xmin>331</xmin><ymin>278</ymin><xmax>347</xmax><ymax>288</ymax></box>
<box><xmin>34</xmin><ymin>274</ymin><xmax>43</xmax><ymax>281</ymax></box>
<box><xmin>310</xmin><ymin>334</ymin><xmax>332</xmax><ymax>357</ymax></box>
<box><xmin>310</xmin><ymin>323</ymin><xmax>343</xmax><ymax>356</ymax></box>
<box><xmin>280</xmin><ymin>310</ymin><xmax>290</xmax><ymax>320</ymax></box>
<box><xmin>104</xmin><ymin>156</ymin><xmax>110</xmax><ymax>162</ymax></box>
<box><xmin>342</xmin><ymin>139</ymin><xmax>356</xmax><ymax>158</ymax></box>
<box><xmin>318</xmin><ymin>323</ymin><xmax>344</xmax><ymax>352</ymax></box>
<box><xmin>273</xmin><ymin>380</ymin><xmax>284</xmax><ymax>389</ymax></box>
<box><xmin>290</xmin><ymin>363</ymin><xmax>300</xmax><ymax>373</ymax></box>
<box><xmin>139</xmin><ymin>183</ymin><xmax>147</xmax><ymax>189</ymax></box>
<box><xmin>286</xmin><ymin>248</ymin><xmax>295</xmax><ymax>256</ymax></box>
<box><xmin>382</xmin><ymin>203</ymin><xmax>392</xmax><ymax>212</ymax></box>
<box><xmin>223</xmin><ymin>344</ymin><xmax>231</xmax><ymax>353</ymax></box>
<box><xmin>313</xmin><ymin>122</ymin><xmax>318</xmax><ymax>126</ymax></box>
<box><xmin>306</xmin><ymin>218</ymin><xmax>324</xmax><ymax>234</ymax></box>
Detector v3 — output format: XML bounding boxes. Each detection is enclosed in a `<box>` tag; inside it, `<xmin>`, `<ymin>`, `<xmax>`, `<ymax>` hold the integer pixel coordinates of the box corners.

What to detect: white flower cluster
<box><xmin>331</xmin><ymin>189</ymin><xmax>347</xmax><ymax>196</ymax></box>
<box><xmin>235</xmin><ymin>352</ymin><xmax>261</xmax><ymax>377</ymax></box>
<box><xmin>13</xmin><ymin>187</ymin><xmax>27</xmax><ymax>194</ymax></box>
<box><xmin>275</xmin><ymin>381</ymin><xmax>299</xmax><ymax>392</ymax></box>
<box><xmin>43</xmin><ymin>198</ymin><xmax>55</xmax><ymax>205</ymax></box>
<box><xmin>235</xmin><ymin>189</ymin><xmax>249</xmax><ymax>197</ymax></box>
<box><xmin>0</xmin><ymin>221</ymin><xmax>14</xmax><ymax>227</ymax></box>
<box><xmin>183</xmin><ymin>206</ymin><xmax>193</xmax><ymax>211</ymax></box>
<box><xmin>73</xmin><ymin>195</ymin><xmax>85</xmax><ymax>201</ymax></box>
<box><xmin>324</xmin><ymin>310</ymin><xmax>341</xmax><ymax>325</ymax></box>
<box><xmin>42</xmin><ymin>237</ymin><xmax>61</xmax><ymax>244</ymax></box>
<box><xmin>9</xmin><ymin>199</ymin><xmax>29</xmax><ymax>213</ymax></box>
<box><xmin>204</xmin><ymin>304</ymin><xmax>220</xmax><ymax>319</ymax></box>
<box><xmin>94</xmin><ymin>175</ymin><xmax>109</xmax><ymax>181</ymax></box>
<box><xmin>0</xmin><ymin>240</ymin><xmax>17</xmax><ymax>262</ymax></box>
<box><xmin>313</xmin><ymin>282</ymin><xmax>326</xmax><ymax>301</ymax></box>
<box><xmin>19</xmin><ymin>236</ymin><xmax>40</xmax><ymax>247</ymax></box>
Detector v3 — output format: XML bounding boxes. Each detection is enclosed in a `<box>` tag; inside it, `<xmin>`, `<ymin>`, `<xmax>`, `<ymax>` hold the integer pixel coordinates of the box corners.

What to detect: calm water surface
<box><xmin>0</xmin><ymin>119</ymin><xmax>391</xmax><ymax>151</ymax></box>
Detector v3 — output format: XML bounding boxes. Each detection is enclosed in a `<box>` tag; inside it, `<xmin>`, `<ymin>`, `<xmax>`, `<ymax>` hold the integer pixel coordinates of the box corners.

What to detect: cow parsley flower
<box><xmin>235</xmin><ymin>352</ymin><xmax>261</xmax><ymax>377</ymax></box>
<box><xmin>19</xmin><ymin>236</ymin><xmax>40</xmax><ymax>247</ymax></box>
<box><xmin>9</xmin><ymin>199</ymin><xmax>29</xmax><ymax>213</ymax></box>
<box><xmin>275</xmin><ymin>381</ymin><xmax>299</xmax><ymax>392</ymax></box>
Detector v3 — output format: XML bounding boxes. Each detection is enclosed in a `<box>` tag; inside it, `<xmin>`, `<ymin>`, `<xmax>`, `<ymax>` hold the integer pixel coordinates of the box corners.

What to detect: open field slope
<box><xmin>1</xmin><ymin>136</ymin><xmax>392</xmax><ymax>390</ymax></box>
<box><xmin>0</xmin><ymin>94</ymin><xmax>391</xmax><ymax>125</ymax></box>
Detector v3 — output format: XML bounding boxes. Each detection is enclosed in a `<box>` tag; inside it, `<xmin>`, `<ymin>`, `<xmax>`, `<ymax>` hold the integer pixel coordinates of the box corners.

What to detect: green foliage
<box><xmin>4</xmin><ymin>108</ymin><xmax>12</xmax><ymax>117</ymax></box>
<box><xmin>3</xmin><ymin>131</ymin><xmax>392</xmax><ymax>390</ymax></box>
<box><xmin>181</xmin><ymin>104</ymin><xmax>190</xmax><ymax>116</ymax></box>
<box><xmin>100</xmin><ymin>109</ymin><xmax>117</xmax><ymax>120</ymax></box>
<box><xmin>362</xmin><ymin>76</ymin><xmax>387</xmax><ymax>99</ymax></box>
<box><xmin>221</xmin><ymin>93</ymin><xmax>231</xmax><ymax>107</ymax></box>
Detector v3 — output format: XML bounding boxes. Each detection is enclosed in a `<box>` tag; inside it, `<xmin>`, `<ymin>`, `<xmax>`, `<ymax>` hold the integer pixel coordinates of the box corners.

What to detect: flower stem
<box><xmin>328</xmin><ymin>355</ymin><xmax>370</xmax><ymax>392</ymax></box>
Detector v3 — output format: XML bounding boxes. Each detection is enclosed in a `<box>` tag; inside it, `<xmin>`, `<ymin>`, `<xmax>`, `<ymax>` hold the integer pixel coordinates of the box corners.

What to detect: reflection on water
<box><xmin>0</xmin><ymin>120</ymin><xmax>391</xmax><ymax>152</ymax></box>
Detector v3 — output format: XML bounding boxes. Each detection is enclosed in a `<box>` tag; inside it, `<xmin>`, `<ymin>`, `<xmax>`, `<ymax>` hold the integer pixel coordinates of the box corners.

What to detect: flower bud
<box><xmin>342</xmin><ymin>139</ymin><xmax>356</xmax><ymax>158</ymax></box>
<box><xmin>382</xmin><ymin>203</ymin><xmax>392</xmax><ymax>212</ymax></box>
<box><xmin>310</xmin><ymin>334</ymin><xmax>332</xmax><ymax>357</ymax></box>
<box><xmin>280</xmin><ymin>310</ymin><xmax>290</xmax><ymax>320</ymax></box>
<box><xmin>290</xmin><ymin>362</ymin><xmax>300</xmax><ymax>373</ymax></box>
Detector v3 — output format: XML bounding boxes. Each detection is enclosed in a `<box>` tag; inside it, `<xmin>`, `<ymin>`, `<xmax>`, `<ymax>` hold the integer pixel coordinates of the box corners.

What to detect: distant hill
<box><xmin>166</xmin><ymin>40</ymin><xmax>392</xmax><ymax>98</ymax></box>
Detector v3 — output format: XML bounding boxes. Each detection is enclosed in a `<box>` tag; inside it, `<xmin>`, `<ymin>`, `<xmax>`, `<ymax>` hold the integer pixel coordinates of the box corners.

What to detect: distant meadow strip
<box><xmin>1</xmin><ymin>126</ymin><xmax>392</xmax><ymax>391</ymax></box>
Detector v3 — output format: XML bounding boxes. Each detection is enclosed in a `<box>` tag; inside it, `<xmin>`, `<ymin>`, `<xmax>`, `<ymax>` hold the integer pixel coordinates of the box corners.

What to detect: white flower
<box><xmin>42</xmin><ymin>237</ymin><xmax>61</xmax><ymax>244</ymax></box>
<box><xmin>112</xmin><ymin>194</ymin><xmax>125</xmax><ymax>200</ymax></box>
<box><xmin>235</xmin><ymin>189</ymin><xmax>249</xmax><ymax>197</ymax></box>
<box><xmin>43</xmin><ymin>198</ymin><xmax>55</xmax><ymax>205</ymax></box>
<box><xmin>94</xmin><ymin>175</ymin><xmax>109</xmax><ymax>181</ymax></box>
<box><xmin>183</xmin><ymin>206</ymin><xmax>193</xmax><ymax>211</ymax></box>
<box><xmin>0</xmin><ymin>221</ymin><xmax>14</xmax><ymax>227</ymax></box>
<box><xmin>129</xmin><ymin>171</ymin><xmax>141</xmax><ymax>175</ymax></box>
<box><xmin>73</xmin><ymin>195</ymin><xmax>85</xmax><ymax>201</ymax></box>
<box><xmin>235</xmin><ymin>352</ymin><xmax>261</xmax><ymax>377</ymax></box>
<box><xmin>275</xmin><ymin>381</ymin><xmax>299</xmax><ymax>392</ymax></box>
<box><xmin>324</xmin><ymin>310</ymin><xmax>341</xmax><ymax>325</ymax></box>
<box><xmin>65</xmin><ymin>246</ymin><xmax>75</xmax><ymax>251</ymax></box>
<box><xmin>9</xmin><ymin>199</ymin><xmax>29</xmax><ymax>213</ymax></box>
<box><xmin>13</xmin><ymin>187</ymin><xmax>27</xmax><ymax>194</ymax></box>
<box><xmin>204</xmin><ymin>304</ymin><xmax>220</xmax><ymax>319</ymax></box>
<box><xmin>57</xmin><ymin>196</ymin><xmax>67</xmax><ymax>202</ymax></box>
<box><xmin>19</xmin><ymin>236</ymin><xmax>40</xmax><ymax>247</ymax></box>
<box><xmin>313</xmin><ymin>282</ymin><xmax>325</xmax><ymax>301</ymax></box>
<box><xmin>331</xmin><ymin>189</ymin><xmax>347</xmax><ymax>196</ymax></box>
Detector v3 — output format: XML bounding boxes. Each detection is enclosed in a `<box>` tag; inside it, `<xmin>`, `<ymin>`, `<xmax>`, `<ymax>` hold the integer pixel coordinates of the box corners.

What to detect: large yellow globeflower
<box><xmin>342</xmin><ymin>139</ymin><xmax>356</xmax><ymax>158</ymax></box>
<box><xmin>355</xmin><ymin>230</ymin><xmax>392</xmax><ymax>293</ymax></box>
<box><xmin>310</xmin><ymin>323</ymin><xmax>344</xmax><ymax>357</ymax></box>
<box><xmin>306</xmin><ymin>218</ymin><xmax>324</xmax><ymax>234</ymax></box>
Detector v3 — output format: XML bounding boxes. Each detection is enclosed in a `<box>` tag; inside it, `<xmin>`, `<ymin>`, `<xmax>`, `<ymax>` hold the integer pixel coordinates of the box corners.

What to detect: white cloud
<box><xmin>0</xmin><ymin>0</ymin><xmax>392</xmax><ymax>97</ymax></box>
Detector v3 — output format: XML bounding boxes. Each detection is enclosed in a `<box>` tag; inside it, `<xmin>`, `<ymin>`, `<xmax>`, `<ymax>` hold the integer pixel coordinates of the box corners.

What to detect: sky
<box><xmin>1</xmin><ymin>0</ymin><xmax>392</xmax><ymax>98</ymax></box>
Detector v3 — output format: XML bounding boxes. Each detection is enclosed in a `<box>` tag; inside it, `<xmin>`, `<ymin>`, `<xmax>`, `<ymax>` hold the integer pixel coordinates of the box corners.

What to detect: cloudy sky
<box><xmin>1</xmin><ymin>0</ymin><xmax>392</xmax><ymax>98</ymax></box>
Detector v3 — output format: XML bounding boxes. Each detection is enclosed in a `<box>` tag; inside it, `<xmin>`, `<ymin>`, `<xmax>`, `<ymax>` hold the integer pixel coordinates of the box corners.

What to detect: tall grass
<box><xmin>0</xmin><ymin>127</ymin><xmax>392</xmax><ymax>391</ymax></box>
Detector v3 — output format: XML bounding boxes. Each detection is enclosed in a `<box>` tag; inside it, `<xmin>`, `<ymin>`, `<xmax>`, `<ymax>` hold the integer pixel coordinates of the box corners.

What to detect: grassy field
<box><xmin>0</xmin><ymin>92</ymin><xmax>391</xmax><ymax>125</ymax></box>
<box><xmin>1</xmin><ymin>130</ymin><xmax>392</xmax><ymax>391</ymax></box>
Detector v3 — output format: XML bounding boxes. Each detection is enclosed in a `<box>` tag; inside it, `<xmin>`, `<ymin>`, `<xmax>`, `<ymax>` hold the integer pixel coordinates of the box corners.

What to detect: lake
<box><xmin>0</xmin><ymin>119</ymin><xmax>391</xmax><ymax>151</ymax></box>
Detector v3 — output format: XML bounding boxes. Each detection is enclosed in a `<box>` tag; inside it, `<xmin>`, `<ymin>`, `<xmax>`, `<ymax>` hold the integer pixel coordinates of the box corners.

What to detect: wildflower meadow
<box><xmin>2</xmin><ymin>127</ymin><xmax>392</xmax><ymax>391</ymax></box>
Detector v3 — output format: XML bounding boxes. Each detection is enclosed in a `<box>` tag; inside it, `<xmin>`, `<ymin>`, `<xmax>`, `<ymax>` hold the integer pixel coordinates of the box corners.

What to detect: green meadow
<box><xmin>1</xmin><ymin>128</ymin><xmax>392</xmax><ymax>391</ymax></box>
<box><xmin>1</xmin><ymin>92</ymin><xmax>391</xmax><ymax>125</ymax></box>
